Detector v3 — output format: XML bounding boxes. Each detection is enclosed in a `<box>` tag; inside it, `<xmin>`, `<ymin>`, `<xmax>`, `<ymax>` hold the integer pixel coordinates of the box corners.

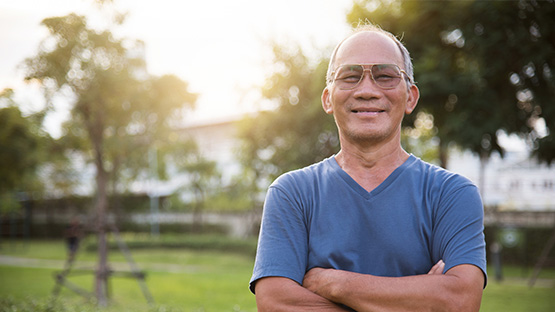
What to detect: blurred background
<box><xmin>1</xmin><ymin>0</ymin><xmax>554</xmax><ymax>311</ymax></box>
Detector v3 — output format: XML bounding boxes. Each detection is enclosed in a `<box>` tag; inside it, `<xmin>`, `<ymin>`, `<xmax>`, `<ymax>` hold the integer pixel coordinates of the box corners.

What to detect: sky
<box><xmin>0</xmin><ymin>0</ymin><xmax>353</xmax><ymax>137</ymax></box>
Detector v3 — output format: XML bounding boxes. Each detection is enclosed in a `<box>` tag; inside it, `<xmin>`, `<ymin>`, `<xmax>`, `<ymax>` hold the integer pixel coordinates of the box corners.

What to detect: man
<box><xmin>250</xmin><ymin>24</ymin><xmax>487</xmax><ymax>311</ymax></box>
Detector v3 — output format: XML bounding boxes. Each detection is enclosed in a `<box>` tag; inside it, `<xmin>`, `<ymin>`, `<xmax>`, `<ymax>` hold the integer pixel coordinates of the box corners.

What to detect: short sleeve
<box><xmin>249</xmin><ymin>184</ymin><xmax>309</xmax><ymax>293</ymax></box>
<box><xmin>432</xmin><ymin>181</ymin><xmax>488</xmax><ymax>286</ymax></box>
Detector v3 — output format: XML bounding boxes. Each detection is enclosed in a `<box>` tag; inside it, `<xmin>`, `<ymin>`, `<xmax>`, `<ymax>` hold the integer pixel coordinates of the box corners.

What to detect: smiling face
<box><xmin>322</xmin><ymin>31</ymin><xmax>419</xmax><ymax>148</ymax></box>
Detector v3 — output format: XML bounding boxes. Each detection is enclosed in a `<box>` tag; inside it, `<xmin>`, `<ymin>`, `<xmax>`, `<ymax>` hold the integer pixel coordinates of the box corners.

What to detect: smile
<box><xmin>351</xmin><ymin>108</ymin><xmax>385</xmax><ymax>113</ymax></box>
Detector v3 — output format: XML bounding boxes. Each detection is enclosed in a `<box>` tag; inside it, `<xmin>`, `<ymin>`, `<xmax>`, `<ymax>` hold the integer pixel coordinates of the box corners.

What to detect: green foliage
<box><xmin>166</xmin><ymin>139</ymin><xmax>222</xmax><ymax>226</ymax></box>
<box><xmin>237</xmin><ymin>42</ymin><xmax>339</xmax><ymax>192</ymax></box>
<box><xmin>0</xmin><ymin>90</ymin><xmax>53</xmax><ymax>212</ymax></box>
<box><xmin>0</xmin><ymin>108</ymin><xmax>37</xmax><ymax>190</ymax></box>
<box><xmin>204</xmin><ymin>186</ymin><xmax>253</xmax><ymax>212</ymax></box>
<box><xmin>401</xmin><ymin>112</ymin><xmax>439</xmax><ymax>164</ymax></box>
<box><xmin>349</xmin><ymin>0</ymin><xmax>555</xmax><ymax>164</ymax></box>
<box><xmin>0</xmin><ymin>93</ymin><xmax>42</xmax><ymax>192</ymax></box>
<box><xmin>23</xmin><ymin>13</ymin><xmax>197</xmax><ymax>196</ymax></box>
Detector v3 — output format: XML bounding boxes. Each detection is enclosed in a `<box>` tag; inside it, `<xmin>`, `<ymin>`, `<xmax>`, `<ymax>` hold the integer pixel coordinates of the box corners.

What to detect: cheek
<box><xmin>390</xmin><ymin>94</ymin><xmax>411</xmax><ymax>114</ymax></box>
<box><xmin>327</xmin><ymin>94</ymin><xmax>346</xmax><ymax>114</ymax></box>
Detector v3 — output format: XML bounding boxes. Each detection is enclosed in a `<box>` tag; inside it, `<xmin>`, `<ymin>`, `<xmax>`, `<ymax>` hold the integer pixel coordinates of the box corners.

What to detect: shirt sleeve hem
<box><xmin>444</xmin><ymin>261</ymin><xmax>488</xmax><ymax>288</ymax></box>
<box><xmin>249</xmin><ymin>272</ymin><xmax>304</xmax><ymax>294</ymax></box>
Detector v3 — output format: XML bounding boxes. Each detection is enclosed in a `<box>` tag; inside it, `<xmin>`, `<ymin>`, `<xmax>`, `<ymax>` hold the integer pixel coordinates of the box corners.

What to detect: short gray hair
<box><xmin>326</xmin><ymin>23</ymin><xmax>415</xmax><ymax>87</ymax></box>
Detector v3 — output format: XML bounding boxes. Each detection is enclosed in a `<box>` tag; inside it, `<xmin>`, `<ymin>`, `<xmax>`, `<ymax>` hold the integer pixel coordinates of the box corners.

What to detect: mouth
<box><xmin>351</xmin><ymin>108</ymin><xmax>385</xmax><ymax>114</ymax></box>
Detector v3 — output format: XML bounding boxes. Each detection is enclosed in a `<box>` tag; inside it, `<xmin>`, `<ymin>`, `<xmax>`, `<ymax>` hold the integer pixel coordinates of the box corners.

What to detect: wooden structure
<box><xmin>51</xmin><ymin>223</ymin><xmax>154</xmax><ymax>305</ymax></box>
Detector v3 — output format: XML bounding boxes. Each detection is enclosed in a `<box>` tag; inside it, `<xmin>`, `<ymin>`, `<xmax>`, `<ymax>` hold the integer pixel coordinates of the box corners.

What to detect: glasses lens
<box><xmin>371</xmin><ymin>64</ymin><xmax>402</xmax><ymax>89</ymax></box>
<box><xmin>334</xmin><ymin>65</ymin><xmax>364</xmax><ymax>90</ymax></box>
<box><xmin>333</xmin><ymin>64</ymin><xmax>403</xmax><ymax>90</ymax></box>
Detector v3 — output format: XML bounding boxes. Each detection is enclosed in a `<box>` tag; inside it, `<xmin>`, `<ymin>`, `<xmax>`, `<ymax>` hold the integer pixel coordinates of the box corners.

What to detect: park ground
<box><xmin>0</xmin><ymin>236</ymin><xmax>554</xmax><ymax>311</ymax></box>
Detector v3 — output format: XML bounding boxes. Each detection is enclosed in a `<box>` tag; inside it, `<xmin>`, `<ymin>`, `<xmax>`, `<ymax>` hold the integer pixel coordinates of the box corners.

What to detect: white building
<box><xmin>448</xmin><ymin>149</ymin><xmax>555</xmax><ymax>212</ymax></box>
<box><xmin>181</xmin><ymin>116</ymin><xmax>243</xmax><ymax>185</ymax></box>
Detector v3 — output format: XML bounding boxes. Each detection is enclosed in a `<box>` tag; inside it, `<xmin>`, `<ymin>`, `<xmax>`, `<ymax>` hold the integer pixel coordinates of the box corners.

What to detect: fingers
<box><xmin>428</xmin><ymin>259</ymin><xmax>445</xmax><ymax>275</ymax></box>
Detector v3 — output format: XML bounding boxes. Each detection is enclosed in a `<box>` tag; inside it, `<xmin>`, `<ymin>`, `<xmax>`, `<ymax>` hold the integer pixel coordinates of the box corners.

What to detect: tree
<box><xmin>23</xmin><ymin>13</ymin><xmax>196</xmax><ymax>306</ymax></box>
<box><xmin>0</xmin><ymin>89</ymin><xmax>54</xmax><ymax>244</ymax></box>
<box><xmin>348</xmin><ymin>0</ymin><xmax>555</xmax><ymax>166</ymax></box>
<box><xmin>0</xmin><ymin>94</ymin><xmax>38</xmax><ymax>194</ymax></box>
<box><xmin>0</xmin><ymin>89</ymin><xmax>59</xmax><ymax>200</ymax></box>
<box><xmin>0</xmin><ymin>89</ymin><xmax>51</xmax><ymax>213</ymax></box>
<box><xmin>237</xmin><ymin>42</ymin><xmax>339</xmax><ymax>187</ymax></box>
<box><xmin>401</xmin><ymin>111</ymin><xmax>440</xmax><ymax>165</ymax></box>
<box><xmin>465</xmin><ymin>0</ymin><xmax>555</xmax><ymax>165</ymax></box>
<box><xmin>168</xmin><ymin>139</ymin><xmax>220</xmax><ymax>231</ymax></box>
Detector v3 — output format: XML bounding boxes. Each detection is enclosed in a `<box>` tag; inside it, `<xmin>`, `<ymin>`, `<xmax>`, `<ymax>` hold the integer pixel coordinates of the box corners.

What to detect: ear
<box><xmin>322</xmin><ymin>87</ymin><xmax>334</xmax><ymax>115</ymax></box>
<box><xmin>405</xmin><ymin>84</ymin><xmax>420</xmax><ymax>115</ymax></box>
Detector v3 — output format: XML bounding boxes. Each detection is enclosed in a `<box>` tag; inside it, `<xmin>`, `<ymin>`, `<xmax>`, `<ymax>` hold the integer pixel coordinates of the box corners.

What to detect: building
<box><xmin>181</xmin><ymin>115</ymin><xmax>243</xmax><ymax>185</ymax></box>
<box><xmin>448</xmin><ymin>148</ymin><xmax>555</xmax><ymax>227</ymax></box>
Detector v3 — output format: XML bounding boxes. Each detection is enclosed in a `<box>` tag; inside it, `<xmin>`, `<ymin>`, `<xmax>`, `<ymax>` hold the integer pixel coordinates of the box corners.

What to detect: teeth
<box><xmin>353</xmin><ymin>110</ymin><xmax>383</xmax><ymax>113</ymax></box>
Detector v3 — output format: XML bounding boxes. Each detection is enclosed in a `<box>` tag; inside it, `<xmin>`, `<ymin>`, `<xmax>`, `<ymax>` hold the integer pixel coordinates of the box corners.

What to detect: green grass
<box><xmin>1</xmin><ymin>238</ymin><xmax>555</xmax><ymax>311</ymax></box>
<box><xmin>482</xmin><ymin>281</ymin><xmax>555</xmax><ymax>311</ymax></box>
<box><xmin>0</xmin><ymin>238</ymin><xmax>257</xmax><ymax>311</ymax></box>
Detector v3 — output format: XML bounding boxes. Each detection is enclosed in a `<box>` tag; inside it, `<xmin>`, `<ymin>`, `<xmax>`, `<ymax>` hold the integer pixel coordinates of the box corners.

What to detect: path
<box><xmin>0</xmin><ymin>255</ymin><xmax>201</xmax><ymax>274</ymax></box>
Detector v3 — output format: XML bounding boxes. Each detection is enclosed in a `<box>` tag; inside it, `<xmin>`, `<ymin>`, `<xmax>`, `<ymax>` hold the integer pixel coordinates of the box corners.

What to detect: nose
<box><xmin>353</xmin><ymin>70</ymin><xmax>381</xmax><ymax>98</ymax></box>
<box><xmin>360</xmin><ymin>70</ymin><xmax>374</xmax><ymax>85</ymax></box>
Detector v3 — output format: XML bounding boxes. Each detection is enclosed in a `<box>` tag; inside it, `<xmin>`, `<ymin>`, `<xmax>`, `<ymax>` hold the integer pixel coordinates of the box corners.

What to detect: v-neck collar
<box><xmin>329</xmin><ymin>154</ymin><xmax>416</xmax><ymax>200</ymax></box>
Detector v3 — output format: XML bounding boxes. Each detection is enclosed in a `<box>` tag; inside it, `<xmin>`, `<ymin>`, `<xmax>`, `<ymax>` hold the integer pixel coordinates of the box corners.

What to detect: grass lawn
<box><xmin>0</xmin><ymin>238</ymin><xmax>257</xmax><ymax>311</ymax></box>
<box><xmin>482</xmin><ymin>281</ymin><xmax>555</xmax><ymax>311</ymax></box>
<box><xmin>1</xmin><ymin>238</ymin><xmax>554</xmax><ymax>311</ymax></box>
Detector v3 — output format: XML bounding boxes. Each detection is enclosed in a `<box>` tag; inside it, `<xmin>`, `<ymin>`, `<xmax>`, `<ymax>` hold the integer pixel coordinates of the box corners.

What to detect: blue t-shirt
<box><xmin>250</xmin><ymin>155</ymin><xmax>487</xmax><ymax>293</ymax></box>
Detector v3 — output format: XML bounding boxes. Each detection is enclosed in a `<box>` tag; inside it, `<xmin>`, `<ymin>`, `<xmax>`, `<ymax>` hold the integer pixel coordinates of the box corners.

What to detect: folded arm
<box><xmin>255</xmin><ymin>276</ymin><xmax>351</xmax><ymax>311</ymax></box>
<box><xmin>302</xmin><ymin>262</ymin><xmax>484</xmax><ymax>312</ymax></box>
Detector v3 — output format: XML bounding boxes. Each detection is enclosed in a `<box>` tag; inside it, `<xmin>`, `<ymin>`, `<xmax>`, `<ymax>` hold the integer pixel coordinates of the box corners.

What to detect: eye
<box><xmin>372</xmin><ymin>65</ymin><xmax>401</xmax><ymax>81</ymax></box>
<box><xmin>339</xmin><ymin>74</ymin><xmax>362</xmax><ymax>82</ymax></box>
<box><xmin>336</xmin><ymin>66</ymin><xmax>363</xmax><ymax>82</ymax></box>
<box><xmin>374</xmin><ymin>74</ymin><xmax>397</xmax><ymax>81</ymax></box>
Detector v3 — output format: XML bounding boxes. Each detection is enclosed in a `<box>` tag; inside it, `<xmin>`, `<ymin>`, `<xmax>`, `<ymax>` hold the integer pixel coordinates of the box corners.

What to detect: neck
<box><xmin>335</xmin><ymin>133</ymin><xmax>409</xmax><ymax>192</ymax></box>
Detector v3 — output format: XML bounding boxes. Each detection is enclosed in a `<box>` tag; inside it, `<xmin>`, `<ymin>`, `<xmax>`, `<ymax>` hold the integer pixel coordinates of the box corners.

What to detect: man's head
<box><xmin>321</xmin><ymin>24</ymin><xmax>419</xmax><ymax>145</ymax></box>
<box><xmin>326</xmin><ymin>24</ymin><xmax>415</xmax><ymax>88</ymax></box>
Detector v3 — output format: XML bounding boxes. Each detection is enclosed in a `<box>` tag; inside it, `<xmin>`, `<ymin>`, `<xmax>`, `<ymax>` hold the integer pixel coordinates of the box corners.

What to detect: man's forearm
<box><xmin>255</xmin><ymin>276</ymin><xmax>352</xmax><ymax>311</ymax></box>
<box><xmin>303</xmin><ymin>264</ymin><xmax>484</xmax><ymax>312</ymax></box>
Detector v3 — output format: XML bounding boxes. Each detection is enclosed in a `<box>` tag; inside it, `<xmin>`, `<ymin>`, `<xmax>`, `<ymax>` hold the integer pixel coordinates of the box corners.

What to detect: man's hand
<box><xmin>427</xmin><ymin>259</ymin><xmax>445</xmax><ymax>275</ymax></box>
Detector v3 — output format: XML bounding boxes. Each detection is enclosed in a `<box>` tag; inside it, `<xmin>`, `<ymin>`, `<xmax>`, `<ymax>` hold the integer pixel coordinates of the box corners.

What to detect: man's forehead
<box><xmin>335</xmin><ymin>31</ymin><xmax>403</xmax><ymax>65</ymax></box>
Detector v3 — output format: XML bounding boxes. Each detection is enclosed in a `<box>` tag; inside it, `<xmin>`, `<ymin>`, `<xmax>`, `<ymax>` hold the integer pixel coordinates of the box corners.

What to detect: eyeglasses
<box><xmin>330</xmin><ymin>64</ymin><xmax>411</xmax><ymax>90</ymax></box>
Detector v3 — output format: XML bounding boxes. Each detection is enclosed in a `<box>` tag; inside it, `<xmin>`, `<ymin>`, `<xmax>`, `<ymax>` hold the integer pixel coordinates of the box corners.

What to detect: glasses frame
<box><xmin>330</xmin><ymin>63</ymin><xmax>413</xmax><ymax>90</ymax></box>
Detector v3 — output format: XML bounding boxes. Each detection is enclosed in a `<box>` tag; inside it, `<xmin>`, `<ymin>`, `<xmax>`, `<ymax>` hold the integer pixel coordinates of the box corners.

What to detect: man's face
<box><xmin>322</xmin><ymin>31</ymin><xmax>419</xmax><ymax>146</ymax></box>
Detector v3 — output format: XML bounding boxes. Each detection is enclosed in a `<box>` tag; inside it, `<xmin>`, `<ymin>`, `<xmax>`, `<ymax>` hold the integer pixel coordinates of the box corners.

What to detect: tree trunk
<box><xmin>90</xmin><ymin>116</ymin><xmax>109</xmax><ymax>307</ymax></box>
<box><xmin>95</xmin><ymin>160</ymin><xmax>109</xmax><ymax>307</ymax></box>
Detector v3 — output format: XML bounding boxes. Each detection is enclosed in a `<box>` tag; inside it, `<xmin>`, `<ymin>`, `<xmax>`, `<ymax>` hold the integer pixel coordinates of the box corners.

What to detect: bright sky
<box><xmin>0</xmin><ymin>0</ymin><xmax>353</xmax><ymax>137</ymax></box>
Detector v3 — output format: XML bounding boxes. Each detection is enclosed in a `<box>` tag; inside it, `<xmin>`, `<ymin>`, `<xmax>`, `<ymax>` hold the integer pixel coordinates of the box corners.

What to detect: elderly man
<box><xmin>250</xmin><ymin>24</ymin><xmax>487</xmax><ymax>311</ymax></box>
